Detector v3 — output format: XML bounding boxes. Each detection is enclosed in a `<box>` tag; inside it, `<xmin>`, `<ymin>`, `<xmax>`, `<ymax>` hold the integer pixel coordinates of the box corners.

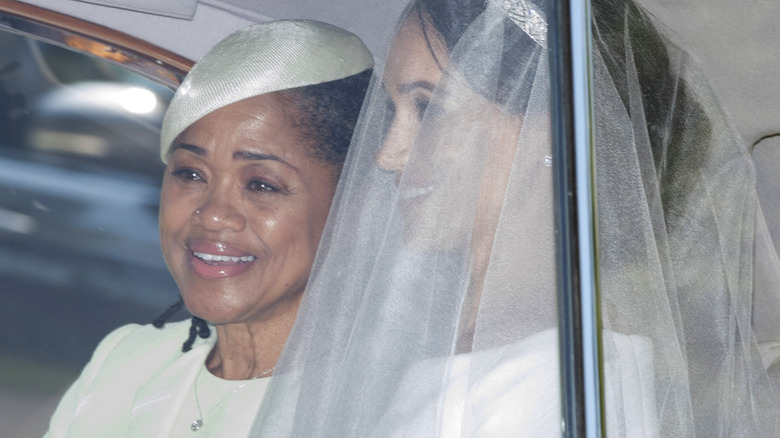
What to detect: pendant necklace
<box><xmin>190</xmin><ymin>366</ymin><xmax>274</xmax><ymax>432</ymax></box>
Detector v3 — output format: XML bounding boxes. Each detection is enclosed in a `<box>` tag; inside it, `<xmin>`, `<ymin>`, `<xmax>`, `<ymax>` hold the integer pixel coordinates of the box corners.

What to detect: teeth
<box><xmin>193</xmin><ymin>251</ymin><xmax>255</xmax><ymax>263</ymax></box>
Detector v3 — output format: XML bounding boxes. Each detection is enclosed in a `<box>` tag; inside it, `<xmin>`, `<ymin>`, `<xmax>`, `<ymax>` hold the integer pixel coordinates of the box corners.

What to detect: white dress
<box><xmin>45</xmin><ymin>320</ymin><xmax>269</xmax><ymax>438</ymax></box>
<box><xmin>371</xmin><ymin>329</ymin><xmax>659</xmax><ymax>437</ymax></box>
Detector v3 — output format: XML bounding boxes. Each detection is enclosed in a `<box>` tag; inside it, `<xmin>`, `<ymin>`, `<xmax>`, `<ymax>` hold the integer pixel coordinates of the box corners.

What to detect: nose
<box><xmin>375</xmin><ymin>120</ymin><xmax>412</xmax><ymax>175</ymax></box>
<box><xmin>191</xmin><ymin>183</ymin><xmax>247</xmax><ymax>233</ymax></box>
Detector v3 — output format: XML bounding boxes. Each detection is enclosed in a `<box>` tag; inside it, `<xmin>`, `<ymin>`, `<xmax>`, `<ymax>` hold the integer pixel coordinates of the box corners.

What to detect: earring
<box><xmin>193</xmin><ymin>209</ymin><xmax>201</xmax><ymax>215</ymax></box>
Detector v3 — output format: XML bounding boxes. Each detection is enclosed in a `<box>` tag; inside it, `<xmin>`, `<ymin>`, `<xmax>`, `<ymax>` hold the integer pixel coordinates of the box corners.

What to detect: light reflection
<box><xmin>29</xmin><ymin>82</ymin><xmax>163</xmax><ymax>158</ymax></box>
<box><xmin>115</xmin><ymin>87</ymin><xmax>157</xmax><ymax>114</ymax></box>
<box><xmin>35</xmin><ymin>82</ymin><xmax>160</xmax><ymax>116</ymax></box>
<box><xmin>29</xmin><ymin>130</ymin><xmax>108</xmax><ymax>157</ymax></box>
<box><xmin>0</xmin><ymin>207</ymin><xmax>37</xmax><ymax>234</ymax></box>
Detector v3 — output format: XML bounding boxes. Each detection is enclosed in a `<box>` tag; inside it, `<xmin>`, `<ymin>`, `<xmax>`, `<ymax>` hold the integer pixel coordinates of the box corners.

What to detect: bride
<box><xmin>250</xmin><ymin>0</ymin><xmax>780</xmax><ymax>436</ymax></box>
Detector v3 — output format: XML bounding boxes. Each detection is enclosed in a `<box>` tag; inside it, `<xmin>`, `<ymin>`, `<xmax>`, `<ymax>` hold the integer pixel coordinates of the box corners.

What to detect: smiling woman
<box><xmin>160</xmin><ymin>92</ymin><xmax>339</xmax><ymax>358</ymax></box>
<box><xmin>44</xmin><ymin>19</ymin><xmax>373</xmax><ymax>437</ymax></box>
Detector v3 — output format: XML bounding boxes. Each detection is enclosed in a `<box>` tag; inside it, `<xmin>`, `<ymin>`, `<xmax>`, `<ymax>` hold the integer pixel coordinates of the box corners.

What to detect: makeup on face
<box><xmin>159</xmin><ymin>92</ymin><xmax>338</xmax><ymax>326</ymax></box>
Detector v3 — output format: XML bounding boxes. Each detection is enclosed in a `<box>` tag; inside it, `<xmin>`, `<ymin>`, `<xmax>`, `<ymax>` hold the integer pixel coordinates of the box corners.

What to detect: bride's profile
<box><xmin>249</xmin><ymin>0</ymin><xmax>780</xmax><ymax>436</ymax></box>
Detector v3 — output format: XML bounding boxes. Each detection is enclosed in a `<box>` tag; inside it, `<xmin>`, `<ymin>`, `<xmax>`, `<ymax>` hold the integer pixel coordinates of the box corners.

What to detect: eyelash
<box><xmin>414</xmin><ymin>96</ymin><xmax>428</xmax><ymax>120</ymax></box>
<box><xmin>170</xmin><ymin>167</ymin><xmax>279</xmax><ymax>193</ymax></box>
<box><xmin>246</xmin><ymin>180</ymin><xmax>279</xmax><ymax>193</ymax></box>
<box><xmin>414</xmin><ymin>96</ymin><xmax>444</xmax><ymax>121</ymax></box>
<box><xmin>170</xmin><ymin>167</ymin><xmax>202</xmax><ymax>182</ymax></box>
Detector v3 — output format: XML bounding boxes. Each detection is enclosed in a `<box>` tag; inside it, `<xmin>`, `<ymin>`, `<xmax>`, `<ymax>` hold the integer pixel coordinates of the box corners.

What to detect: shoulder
<box><xmin>97</xmin><ymin>320</ymin><xmax>194</xmax><ymax>355</ymax></box>
<box><xmin>76</xmin><ymin>319</ymin><xmax>200</xmax><ymax>387</ymax></box>
<box><xmin>86</xmin><ymin>320</ymin><xmax>192</xmax><ymax>363</ymax></box>
<box><xmin>46</xmin><ymin>320</ymin><xmax>208</xmax><ymax>437</ymax></box>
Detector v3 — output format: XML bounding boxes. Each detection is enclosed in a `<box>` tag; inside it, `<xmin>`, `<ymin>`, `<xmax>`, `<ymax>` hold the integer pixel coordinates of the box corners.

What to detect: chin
<box><xmin>180</xmin><ymin>289</ymin><xmax>245</xmax><ymax>325</ymax></box>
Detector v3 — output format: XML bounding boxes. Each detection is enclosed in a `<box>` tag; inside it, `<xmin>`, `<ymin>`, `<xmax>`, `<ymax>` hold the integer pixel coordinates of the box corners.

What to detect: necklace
<box><xmin>190</xmin><ymin>366</ymin><xmax>273</xmax><ymax>432</ymax></box>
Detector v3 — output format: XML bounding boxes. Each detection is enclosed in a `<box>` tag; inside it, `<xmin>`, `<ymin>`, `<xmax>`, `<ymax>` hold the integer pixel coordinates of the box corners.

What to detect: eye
<box><xmin>170</xmin><ymin>167</ymin><xmax>204</xmax><ymax>182</ymax></box>
<box><xmin>246</xmin><ymin>179</ymin><xmax>279</xmax><ymax>193</ymax></box>
<box><xmin>415</xmin><ymin>96</ymin><xmax>445</xmax><ymax>121</ymax></box>
<box><xmin>414</xmin><ymin>96</ymin><xmax>429</xmax><ymax>120</ymax></box>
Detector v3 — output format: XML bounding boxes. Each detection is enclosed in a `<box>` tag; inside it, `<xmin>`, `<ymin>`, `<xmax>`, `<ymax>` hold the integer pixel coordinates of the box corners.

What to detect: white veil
<box><xmin>249</xmin><ymin>0</ymin><xmax>780</xmax><ymax>436</ymax></box>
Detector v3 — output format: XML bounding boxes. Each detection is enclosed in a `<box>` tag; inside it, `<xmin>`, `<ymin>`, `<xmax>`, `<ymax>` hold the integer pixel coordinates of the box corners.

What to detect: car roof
<box><xmin>10</xmin><ymin>0</ymin><xmax>779</xmax><ymax>148</ymax></box>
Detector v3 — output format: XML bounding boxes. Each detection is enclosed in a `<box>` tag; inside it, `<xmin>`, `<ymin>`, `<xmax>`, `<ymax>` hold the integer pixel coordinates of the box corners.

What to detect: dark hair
<box><xmin>411</xmin><ymin>0</ymin><xmax>545</xmax><ymax>114</ymax></box>
<box><xmin>151</xmin><ymin>299</ymin><xmax>211</xmax><ymax>352</ymax></box>
<box><xmin>590</xmin><ymin>0</ymin><xmax>710</xmax><ymax>217</ymax></box>
<box><xmin>412</xmin><ymin>0</ymin><xmax>709</xmax><ymax>215</ymax></box>
<box><xmin>154</xmin><ymin>68</ymin><xmax>373</xmax><ymax>352</ymax></box>
<box><xmin>283</xmin><ymin>68</ymin><xmax>373</xmax><ymax>175</ymax></box>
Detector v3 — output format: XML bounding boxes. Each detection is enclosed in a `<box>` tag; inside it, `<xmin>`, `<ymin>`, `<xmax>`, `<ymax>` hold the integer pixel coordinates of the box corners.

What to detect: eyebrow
<box><xmin>169</xmin><ymin>142</ymin><xmax>206</xmax><ymax>157</ymax></box>
<box><xmin>169</xmin><ymin>142</ymin><xmax>298</xmax><ymax>171</ymax></box>
<box><xmin>397</xmin><ymin>80</ymin><xmax>436</xmax><ymax>94</ymax></box>
<box><xmin>233</xmin><ymin>150</ymin><xmax>298</xmax><ymax>171</ymax></box>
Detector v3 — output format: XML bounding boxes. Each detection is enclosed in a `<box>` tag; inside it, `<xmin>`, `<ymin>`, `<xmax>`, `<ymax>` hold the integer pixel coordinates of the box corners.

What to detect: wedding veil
<box><xmin>249</xmin><ymin>0</ymin><xmax>780</xmax><ymax>435</ymax></box>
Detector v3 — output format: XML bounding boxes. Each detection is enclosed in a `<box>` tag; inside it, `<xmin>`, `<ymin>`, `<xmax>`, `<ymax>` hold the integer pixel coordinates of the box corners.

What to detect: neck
<box><xmin>206</xmin><ymin>305</ymin><xmax>298</xmax><ymax>380</ymax></box>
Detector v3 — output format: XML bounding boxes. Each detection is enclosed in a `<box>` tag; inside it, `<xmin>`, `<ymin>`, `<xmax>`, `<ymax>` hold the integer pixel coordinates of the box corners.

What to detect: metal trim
<box><xmin>0</xmin><ymin>0</ymin><xmax>191</xmax><ymax>88</ymax></box>
<box><xmin>549</xmin><ymin>0</ymin><xmax>603</xmax><ymax>436</ymax></box>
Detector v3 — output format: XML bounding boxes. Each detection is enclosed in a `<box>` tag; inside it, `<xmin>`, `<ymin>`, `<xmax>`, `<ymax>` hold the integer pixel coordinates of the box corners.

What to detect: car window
<box><xmin>0</xmin><ymin>25</ymin><xmax>182</xmax><ymax>436</ymax></box>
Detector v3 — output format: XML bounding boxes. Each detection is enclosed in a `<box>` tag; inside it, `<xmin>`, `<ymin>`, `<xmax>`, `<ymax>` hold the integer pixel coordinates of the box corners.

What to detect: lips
<box><xmin>187</xmin><ymin>241</ymin><xmax>257</xmax><ymax>280</ymax></box>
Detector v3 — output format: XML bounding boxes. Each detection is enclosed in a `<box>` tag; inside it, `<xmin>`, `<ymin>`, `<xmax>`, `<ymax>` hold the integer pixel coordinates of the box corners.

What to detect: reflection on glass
<box><xmin>0</xmin><ymin>27</ymin><xmax>179</xmax><ymax>436</ymax></box>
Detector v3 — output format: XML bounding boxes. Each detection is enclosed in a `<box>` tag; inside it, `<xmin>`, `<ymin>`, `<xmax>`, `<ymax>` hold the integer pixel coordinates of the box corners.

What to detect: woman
<box><xmin>249</xmin><ymin>0</ymin><xmax>780</xmax><ymax>436</ymax></box>
<box><xmin>45</xmin><ymin>20</ymin><xmax>373</xmax><ymax>437</ymax></box>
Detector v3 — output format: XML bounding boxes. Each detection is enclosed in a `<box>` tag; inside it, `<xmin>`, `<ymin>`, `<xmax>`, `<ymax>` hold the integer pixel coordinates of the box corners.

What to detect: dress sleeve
<box><xmin>43</xmin><ymin>324</ymin><xmax>141</xmax><ymax>438</ymax></box>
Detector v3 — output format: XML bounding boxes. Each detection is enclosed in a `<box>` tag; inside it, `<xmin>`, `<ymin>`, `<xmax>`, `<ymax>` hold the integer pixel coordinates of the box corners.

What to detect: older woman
<box><xmin>248</xmin><ymin>0</ymin><xmax>780</xmax><ymax>436</ymax></box>
<box><xmin>45</xmin><ymin>20</ymin><xmax>372</xmax><ymax>437</ymax></box>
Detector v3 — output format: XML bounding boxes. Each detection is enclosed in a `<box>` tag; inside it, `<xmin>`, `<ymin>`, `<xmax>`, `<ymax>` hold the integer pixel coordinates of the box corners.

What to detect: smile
<box><xmin>192</xmin><ymin>251</ymin><xmax>256</xmax><ymax>264</ymax></box>
<box><xmin>187</xmin><ymin>245</ymin><xmax>258</xmax><ymax>280</ymax></box>
<box><xmin>401</xmin><ymin>184</ymin><xmax>435</xmax><ymax>201</ymax></box>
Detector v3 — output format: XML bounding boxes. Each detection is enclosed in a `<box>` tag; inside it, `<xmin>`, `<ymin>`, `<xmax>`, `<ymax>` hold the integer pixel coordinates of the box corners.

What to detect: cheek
<box><xmin>298</xmin><ymin>191</ymin><xmax>336</xmax><ymax>249</ymax></box>
<box><xmin>159</xmin><ymin>183</ymin><xmax>192</xmax><ymax>246</ymax></box>
<box><xmin>306</xmin><ymin>204</ymin><xmax>331</xmax><ymax>244</ymax></box>
<box><xmin>266</xmin><ymin>202</ymin><xmax>327</xmax><ymax>246</ymax></box>
<box><xmin>249</xmin><ymin>212</ymin><xmax>275</xmax><ymax>238</ymax></box>
<box><xmin>474</xmin><ymin>137</ymin><xmax>518</xmax><ymax>234</ymax></box>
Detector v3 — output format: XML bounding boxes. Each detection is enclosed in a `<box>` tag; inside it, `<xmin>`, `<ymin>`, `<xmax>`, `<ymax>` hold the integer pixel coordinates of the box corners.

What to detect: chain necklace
<box><xmin>190</xmin><ymin>366</ymin><xmax>274</xmax><ymax>432</ymax></box>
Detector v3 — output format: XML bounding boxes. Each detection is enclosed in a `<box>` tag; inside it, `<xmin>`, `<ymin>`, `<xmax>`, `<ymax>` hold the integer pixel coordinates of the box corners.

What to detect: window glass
<box><xmin>0</xmin><ymin>27</ymin><xmax>180</xmax><ymax>435</ymax></box>
<box><xmin>590</xmin><ymin>0</ymin><xmax>780</xmax><ymax>434</ymax></box>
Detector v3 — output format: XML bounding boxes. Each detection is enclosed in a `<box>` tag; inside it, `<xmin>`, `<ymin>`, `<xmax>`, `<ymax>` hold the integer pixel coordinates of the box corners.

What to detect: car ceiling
<box><xmin>9</xmin><ymin>0</ymin><xmax>780</xmax><ymax>147</ymax></box>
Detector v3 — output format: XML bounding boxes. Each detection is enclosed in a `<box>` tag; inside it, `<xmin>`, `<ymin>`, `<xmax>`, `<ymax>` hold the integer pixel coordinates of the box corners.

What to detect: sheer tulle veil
<box><xmin>250</xmin><ymin>0</ymin><xmax>780</xmax><ymax>436</ymax></box>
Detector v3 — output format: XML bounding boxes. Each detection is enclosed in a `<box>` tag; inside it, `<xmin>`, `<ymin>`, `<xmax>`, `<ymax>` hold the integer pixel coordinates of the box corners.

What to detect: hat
<box><xmin>160</xmin><ymin>19</ymin><xmax>374</xmax><ymax>161</ymax></box>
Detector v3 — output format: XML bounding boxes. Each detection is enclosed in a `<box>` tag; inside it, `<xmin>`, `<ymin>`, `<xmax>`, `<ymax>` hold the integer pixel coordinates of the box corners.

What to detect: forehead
<box><xmin>176</xmin><ymin>93</ymin><xmax>304</xmax><ymax>152</ymax></box>
<box><xmin>172</xmin><ymin>92</ymin><xmax>318</xmax><ymax>167</ymax></box>
<box><xmin>384</xmin><ymin>13</ymin><xmax>446</xmax><ymax>87</ymax></box>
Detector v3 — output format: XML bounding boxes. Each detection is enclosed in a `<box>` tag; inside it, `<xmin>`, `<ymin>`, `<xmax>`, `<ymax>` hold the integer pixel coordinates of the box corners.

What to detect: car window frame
<box><xmin>0</xmin><ymin>0</ymin><xmax>192</xmax><ymax>90</ymax></box>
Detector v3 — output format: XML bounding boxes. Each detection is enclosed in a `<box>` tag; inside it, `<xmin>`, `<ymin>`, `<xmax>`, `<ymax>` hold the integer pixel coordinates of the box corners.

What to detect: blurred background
<box><xmin>0</xmin><ymin>26</ymin><xmax>182</xmax><ymax>436</ymax></box>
